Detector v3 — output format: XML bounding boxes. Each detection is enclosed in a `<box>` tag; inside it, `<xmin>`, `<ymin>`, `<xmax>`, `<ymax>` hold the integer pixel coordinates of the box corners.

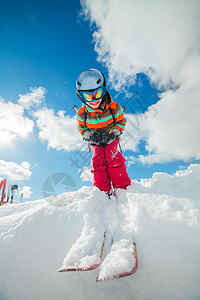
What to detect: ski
<box><xmin>58</xmin><ymin>263</ymin><xmax>99</xmax><ymax>272</ymax></box>
<box><xmin>7</xmin><ymin>182</ymin><xmax>12</xmax><ymax>203</ymax></box>
<box><xmin>58</xmin><ymin>232</ymin><xmax>106</xmax><ymax>272</ymax></box>
<box><xmin>0</xmin><ymin>179</ymin><xmax>7</xmax><ymax>206</ymax></box>
<box><xmin>96</xmin><ymin>242</ymin><xmax>138</xmax><ymax>282</ymax></box>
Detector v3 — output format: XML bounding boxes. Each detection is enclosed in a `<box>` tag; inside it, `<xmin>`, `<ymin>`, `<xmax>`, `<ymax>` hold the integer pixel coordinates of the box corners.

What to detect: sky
<box><xmin>0</xmin><ymin>0</ymin><xmax>200</xmax><ymax>201</ymax></box>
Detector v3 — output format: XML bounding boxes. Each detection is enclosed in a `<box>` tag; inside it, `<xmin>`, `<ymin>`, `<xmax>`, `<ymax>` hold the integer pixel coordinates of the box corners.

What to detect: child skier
<box><xmin>76</xmin><ymin>68</ymin><xmax>131</xmax><ymax>194</ymax></box>
<box><xmin>59</xmin><ymin>71</ymin><xmax>136</xmax><ymax>277</ymax></box>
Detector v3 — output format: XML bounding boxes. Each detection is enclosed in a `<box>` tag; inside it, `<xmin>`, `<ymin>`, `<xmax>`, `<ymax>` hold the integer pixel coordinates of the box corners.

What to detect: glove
<box><xmin>102</xmin><ymin>129</ymin><xmax>121</xmax><ymax>145</ymax></box>
<box><xmin>83</xmin><ymin>129</ymin><xmax>121</xmax><ymax>146</ymax></box>
<box><xmin>89</xmin><ymin>132</ymin><xmax>102</xmax><ymax>144</ymax></box>
<box><xmin>83</xmin><ymin>131</ymin><xmax>102</xmax><ymax>145</ymax></box>
<box><xmin>101</xmin><ymin>132</ymin><xmax>116</xmax><ymax>145</ymax></box>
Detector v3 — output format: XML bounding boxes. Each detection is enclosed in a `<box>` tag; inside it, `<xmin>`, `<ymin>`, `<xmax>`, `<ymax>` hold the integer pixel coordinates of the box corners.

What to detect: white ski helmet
<box><xmin>76</xmin><ymin>68</ymin><xmax>106</xmax><ymax>103</ymax></box>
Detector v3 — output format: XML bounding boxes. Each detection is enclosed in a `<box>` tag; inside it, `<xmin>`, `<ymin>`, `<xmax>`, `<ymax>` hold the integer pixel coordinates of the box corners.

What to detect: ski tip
<box><xmin>96</xmin><ymin>275</ymin><xmax>114</xmax><ymax>282</ymax></box>
<box><xmin>57</xmin><ymin>263</ymin><xmax>100</xmax><ymax>273</ymax></box>
<box><xmin>57</xmin><ymin>266</ymin><xmax>79</xmax><ymax>272</ymax></box>
<box><xmin>96</xmin><ymin>276</ymin><xmax>104</xmax><ymax>282</ymax></box>
<box><xmin>57</xmin><ymin>266</ymin><xmax>76</xmax><ymax>272</ymax></box>
<box><xmin>57</xmin><ymin>267</ymin><xmax>65</xmax><ymax>272</ymax></box>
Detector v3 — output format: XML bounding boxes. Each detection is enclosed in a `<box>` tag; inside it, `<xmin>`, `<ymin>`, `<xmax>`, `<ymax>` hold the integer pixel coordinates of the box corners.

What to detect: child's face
<box><xmin>87</xmin><ymin>99</ymin><xmax>102</xmax><ymax>109</ymax></box>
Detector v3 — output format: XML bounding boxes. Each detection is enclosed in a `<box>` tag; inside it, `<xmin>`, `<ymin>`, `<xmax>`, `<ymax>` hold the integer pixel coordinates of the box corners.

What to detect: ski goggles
<box><xmin>78</xmin><ymin>86</ymin><xmax>106</xmax><ymax>102</ymax></box>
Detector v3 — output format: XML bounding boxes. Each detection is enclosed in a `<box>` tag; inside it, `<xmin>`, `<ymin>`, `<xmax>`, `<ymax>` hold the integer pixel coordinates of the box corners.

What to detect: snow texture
<box><xmin>0</xmin><ymin>165</ymin><xmax>200</xmax><ymax>300</ymax></box>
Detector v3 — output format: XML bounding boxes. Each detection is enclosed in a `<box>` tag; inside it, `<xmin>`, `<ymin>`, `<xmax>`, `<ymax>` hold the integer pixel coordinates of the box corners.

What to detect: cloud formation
<box><xmin>0</xmin><ymin>86</ymin><xmax>84</xmax><ymax>153</ymax></box>
<box><xmin>81</xmin><ymin>0</ymin><xmax>200</xmax><ymax>164</ymax></box>
<box><xmin>82</xmin><ymin>0</ymin><xmax>200</xmax><ymax>89</ymax></box>
<box><xmin>0</xmin><ymin>87</ymin><xmax>45</xmax><ymax>147</ymax></box>
<box><xmin>19</xmin><ymin>186</ymin><xmax>33</xmax><ymax>199</ymax></box>
<box><xmin>0</xmin><ymin>98</ymin><xmax>34</xmax><ymax>146</ymax></box>
<box><xmin>18</xmin><ymin>87</ymin><xmax>46</xmax><ymax>109</ymax></box>
<box><xmin>34</xmin><ymin>108</ymin><xmax>83</xmax><ymax>151</ymax></box>
<box><xmin>0</xmin><ymin>160</ymin><xmax>32</xmax><ymax>181</ymax></box>
<box><xmin>79</xmin><ymin>166</ymin><xmax>93</xmax><ymax>182</ymax></box>
<box><xmin>139</xmin><ymin>85</ymin><xmax>200</xmax><ymax>163</ymax></box>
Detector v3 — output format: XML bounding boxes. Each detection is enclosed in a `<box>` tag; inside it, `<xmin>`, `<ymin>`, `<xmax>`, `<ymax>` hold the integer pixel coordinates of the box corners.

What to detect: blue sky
<box><xmin>0</xmin><ymin>0</ymin><xmax>199</xmax><ymax>201</ymax></box>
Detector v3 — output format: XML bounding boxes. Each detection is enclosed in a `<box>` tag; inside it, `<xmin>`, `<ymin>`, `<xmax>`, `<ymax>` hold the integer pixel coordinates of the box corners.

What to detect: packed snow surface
<box><xmin>0</xmin><ymin>165</ymin><xmax>200</xmax><ymax>300</ymax></box>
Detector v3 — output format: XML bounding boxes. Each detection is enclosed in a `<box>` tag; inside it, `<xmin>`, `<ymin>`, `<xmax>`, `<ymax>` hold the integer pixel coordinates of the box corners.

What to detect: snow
<box><xmin>97</xmin><ymin>239</ymin><xmax>135</xmax><ymax>281</ymax></box>
<box><xmin>0</xmin><ymin>165</ymin><xmax>200</xmax><ymax>300</ymax></box>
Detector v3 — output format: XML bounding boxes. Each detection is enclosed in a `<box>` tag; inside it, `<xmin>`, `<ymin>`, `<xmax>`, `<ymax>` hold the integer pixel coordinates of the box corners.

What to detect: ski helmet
<box><xmin>76</xmin><ymin>68</ymin><xmax>106</xmax><ymax>103</ymax></box>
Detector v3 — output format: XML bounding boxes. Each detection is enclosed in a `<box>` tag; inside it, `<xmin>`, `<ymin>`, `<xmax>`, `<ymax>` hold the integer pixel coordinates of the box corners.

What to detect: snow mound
<box><xmin>0</xmin><ymin>185</ymin><xmax>200</xmax><ymax>300</ymax></box>
<box><xmin>132</xmin><ymin>164</ymin><xmax>200</xmax><ymax>201</ymax></box>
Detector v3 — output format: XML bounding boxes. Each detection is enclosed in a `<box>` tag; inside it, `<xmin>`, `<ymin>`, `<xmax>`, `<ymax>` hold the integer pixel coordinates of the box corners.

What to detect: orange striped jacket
<box><xmin>76</xmin><ymin>94</ymin><xmax>127</xmax><ymax>136</ymax></box>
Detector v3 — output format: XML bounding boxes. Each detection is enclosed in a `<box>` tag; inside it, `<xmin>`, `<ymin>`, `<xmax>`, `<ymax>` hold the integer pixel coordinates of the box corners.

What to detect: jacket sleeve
<box><xmin>76</xmin><ymin>106</ymin><xmax>88</xmax><ymax>136</ymax></box>
<box><xmin>111</xmin><ymin>102</ymin><xmax>127</xmax><ymax>134</ymax></box>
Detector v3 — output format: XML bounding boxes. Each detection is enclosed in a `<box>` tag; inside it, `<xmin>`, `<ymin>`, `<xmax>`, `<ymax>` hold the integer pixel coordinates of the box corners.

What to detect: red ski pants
<box><xmin>90</xmin><ymin>138</ymin><xmax>131</xmax><ymax>192</ymax></box>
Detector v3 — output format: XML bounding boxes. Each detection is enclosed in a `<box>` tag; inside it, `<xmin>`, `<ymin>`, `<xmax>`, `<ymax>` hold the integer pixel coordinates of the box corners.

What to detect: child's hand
<box><xmin>102</xmin><ymin>129</ymin><xmax>121</xmax><ymax>145</ymax></box>
<box><xmin>83</xmin><ymin>129</ymin><xmax>121</xmax><ymax>146</ymax></box>
<box><xmin>101</xmin><ymin>132</ymin><xmax>115</xmax><ymax>144</ymax></box>
<box><xmin>83</xmin><ymin>132</ymin><xmax>102</xmax><ymax>145</ymax></box>
<box><xmin>89</xmin><ymin>132</ymin><xmax>102</xmax><ymax>144</ymax></box>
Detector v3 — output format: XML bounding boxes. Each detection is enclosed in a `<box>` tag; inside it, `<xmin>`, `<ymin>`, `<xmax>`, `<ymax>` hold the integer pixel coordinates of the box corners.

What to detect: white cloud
<box><xmin>19</xmin><ymin>186</ymin><xmax>33</xmax><ymax>199</ymax></box>
<box><xmin>20</xmin><ymin>161</ymin><xmax>31</xmax><ymax>170</ymax></box>
<box><xmin>138</xmin><ymin>83</ymin><xmax>200</xmax><ymax>164</ymax></box>
<box><xmin>0</xmin><ymin>98</ymin><xmax>34</xmax><ymax>146</ymax></box>
<box><xmin>82</xmin><ymin>0</ymin><xmax>200</xmax><ymax>89</ymax></box>
<box><xmin>0</xmin><ymin>87</ymin><xmax>84</xmax><ymax>153</ymax></box>
<box><xmin>0</xmin><ymin>160</ymin><xmax>32</xmax><ymax>181</ymax></box>
<box><xmin>81</xmin><ymin>0</ymin><xmax>200</xmax><ymax>164</ymax></box>
<box><xmin>18</xmin><ymin>87</ymin><xmax>46</xmax><ymax>109</ymax></box>
<box><xmin>120</xmin><ymin>112</ymin><xmax>146</xmax><ymax>152</ymax></box>
<box><xmin>123</xmin><ymin>83</ymin><xmax>200</xmax><ymax>164</ymax></box>
<box><xmin>126</xmin><ymin>155</ymin><xmax>138</xmax><ymax>167</ymax></box>
<box><xmin>34</xmin><ymin>108</ymin><xmax>83</xmax><ymax>151</ymax></box>
<box><xmin>79</xmin><ymin>166</ymin><xmax>93</xmax><ymax>182</ymax></box>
